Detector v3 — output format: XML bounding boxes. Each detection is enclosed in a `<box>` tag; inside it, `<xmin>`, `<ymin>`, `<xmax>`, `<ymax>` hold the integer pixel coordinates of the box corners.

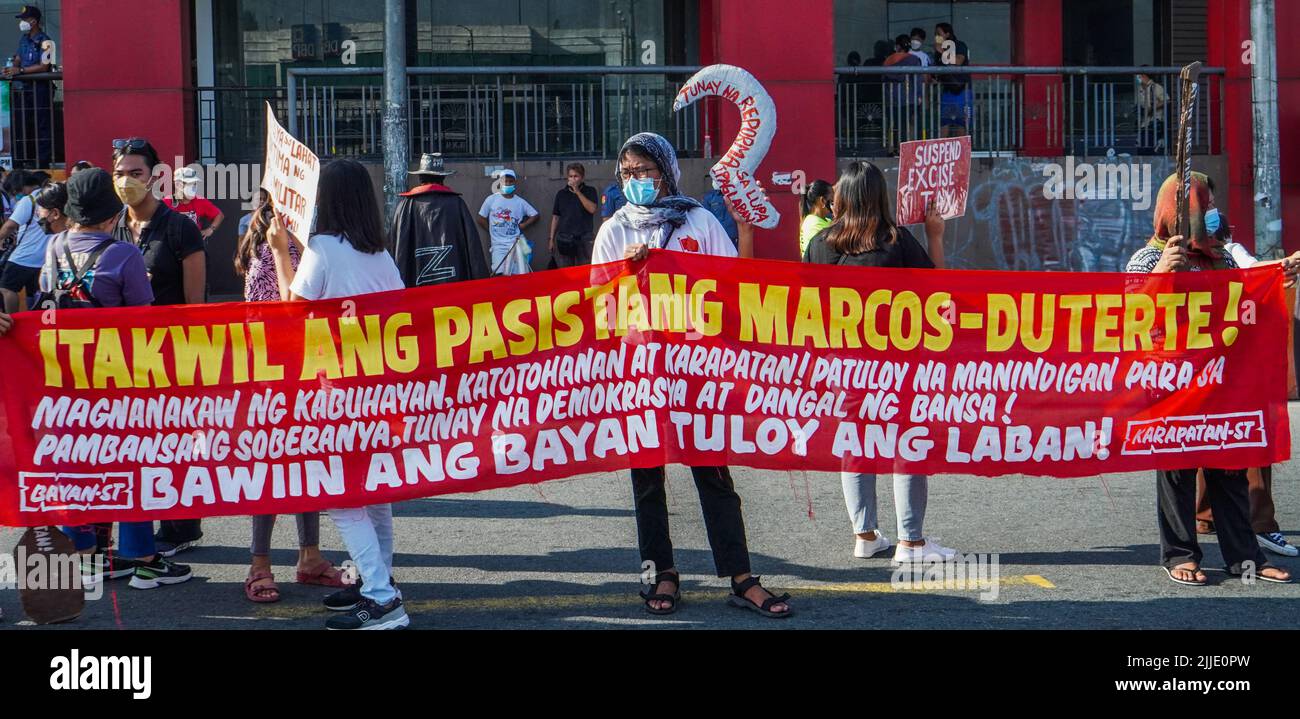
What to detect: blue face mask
<box><xmin>624</xmin><ymin>177</ymin><xmax>659</xmax><ymax>206</ymax></box>
<box><xmin>1204</xmin><ymin>208</ymin><xmax>1221</xmax><ymax>235</ymax></box>
<box><xmin>501</xmin><ymin>184</ymin><xmax>516</xmax><ymax>195</ymax></box>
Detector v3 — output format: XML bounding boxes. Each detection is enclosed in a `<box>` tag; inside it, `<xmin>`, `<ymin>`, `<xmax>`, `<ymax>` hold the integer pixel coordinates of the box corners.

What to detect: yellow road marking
<box><xmin>255</xmin><ymin>574</ymin><xmax>1054</xmax><ymax>619</ymax></box>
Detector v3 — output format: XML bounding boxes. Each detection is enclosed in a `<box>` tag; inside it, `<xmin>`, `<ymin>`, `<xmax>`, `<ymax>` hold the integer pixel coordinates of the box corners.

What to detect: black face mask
<box><xmin>38</xmin><ymin>216</ymin><xmax>57</xmax><ymax>234</ymax></box>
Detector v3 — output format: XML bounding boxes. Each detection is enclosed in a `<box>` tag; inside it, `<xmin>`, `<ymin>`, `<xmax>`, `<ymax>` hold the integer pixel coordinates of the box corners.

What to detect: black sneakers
<box><xmin>325</xmin><ymin>596</ymin><xmax>410</xmax><ymax>630</ymax></box>
<box><xmin>127</xmin><ymin>557</ymin><xmax>194</xmax><ymax>590</ymax></box>
<box><xmin>80</xmin><ymin>554</ymin><xmax>145</xmax><ymax>584</ymax></box>
<box><xmin>323</xmin><ymin>577</ymin><xmax>399</xmax><ymax>611</ymax></box>
<box><xmin>155</xmin><ymin>537</ymin><xmax>202</xmax><ymax>558</ymax></box>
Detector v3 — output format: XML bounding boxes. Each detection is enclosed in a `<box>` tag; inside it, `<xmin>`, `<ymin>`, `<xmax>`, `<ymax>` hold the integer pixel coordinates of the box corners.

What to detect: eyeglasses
<box><xmin>111</xmin><ymin>137</ymin><xmax>150</xmax><ymax>151</ymax></box>
<box><xmin>618</xmin><ymin>166</ymin><xmax>661</xmax><ymax>181</ymax></box>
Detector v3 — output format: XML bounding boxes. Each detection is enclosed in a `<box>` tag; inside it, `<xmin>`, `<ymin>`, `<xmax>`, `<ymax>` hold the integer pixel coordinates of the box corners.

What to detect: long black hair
<box><xmin>800</xmin><ymin>179</ymin><xmax>833</xmax><ymax>218</ymax></box>
<box><xmin>826</xmin><ymin>161</ymin><xmax>898</xmax><ymax>254</ymax></box>
<box><xmin>234</xmin><ymin>190</ymin><xmax>273</xmax><ymax>277</ymax></box>
<box><xmin>314</xmin><ymin>158</ymin><xmax>386</xmax><ymax>254</ymax></box>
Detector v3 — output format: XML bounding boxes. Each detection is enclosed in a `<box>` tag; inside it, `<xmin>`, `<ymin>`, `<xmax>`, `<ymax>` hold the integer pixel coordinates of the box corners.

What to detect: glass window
<box><xmin>415</xmin><ymin>0</ymin><xmax>693</xmax><ymax>68</ymax></box>
<box><xmin>835</xmin><ymin>0</ymin><xmax>1010</xmax><ymax>66</ymax></box>
<box><xmin>213</xmin><ymin>0</ymin><xmax>387</xmax><ymax>88</ymax></box>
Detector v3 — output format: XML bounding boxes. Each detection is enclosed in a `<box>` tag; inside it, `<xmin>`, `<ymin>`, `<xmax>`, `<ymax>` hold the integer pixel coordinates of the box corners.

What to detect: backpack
<box><xmin>32</xmin><ymin>237</ymin><xmax>116</xmax><ymax>310</ymax></box>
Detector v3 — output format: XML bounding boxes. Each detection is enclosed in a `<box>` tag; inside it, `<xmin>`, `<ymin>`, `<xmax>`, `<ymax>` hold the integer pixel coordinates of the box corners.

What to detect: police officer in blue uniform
<box><xmin>4</xmin><ymin>5</ymin><xmax>53</xmax><ymax>167</ymax></box>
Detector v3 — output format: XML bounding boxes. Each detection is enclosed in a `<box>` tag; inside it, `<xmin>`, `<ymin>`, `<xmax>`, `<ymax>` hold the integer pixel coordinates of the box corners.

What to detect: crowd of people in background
<box><xmin>846</xmin><ymin>21</ymin><xmax>973</xmax><ymax>138</ymax></box>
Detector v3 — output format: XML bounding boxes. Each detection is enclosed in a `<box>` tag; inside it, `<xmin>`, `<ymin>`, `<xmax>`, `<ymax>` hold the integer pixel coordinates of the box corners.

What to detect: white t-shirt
<box><xmin>908</xmin><ymin>49</ymin><xmax>932</xmax><ymax>67</ymax></box>
<box><xmin>592</xmin><ymin>206</ymin><xmax>738</xmax><ymax>264</ymax></box>
<box><xmin>7</xmin><ymin>195</ymin><xmax>51</xmax><ymax>268</ymax></box>
<box><xmin>1223</xmin><ymin>242</ymin><xmax>1258</xmax><ymax>269</ymax></box>
<box><xmin>478</xmin><ymin>194</ymin><xmax>538</xmax><ymax>251</ymax></box>
<box><xmin>289</xmin><ymin>233</ymin><xmax>404</xmax><ymax>301</ymax></box>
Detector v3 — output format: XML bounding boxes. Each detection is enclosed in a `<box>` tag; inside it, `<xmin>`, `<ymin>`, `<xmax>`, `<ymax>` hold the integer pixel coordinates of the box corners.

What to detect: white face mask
<box><xmin>19</xmin><ymin>20</ymin><xmax>31</xmax><ymax>33</ymax></box>
<box><xmin>910</xmin><ymin>39</ymin><xmax>922</xmax><ymax>50</ymax></box>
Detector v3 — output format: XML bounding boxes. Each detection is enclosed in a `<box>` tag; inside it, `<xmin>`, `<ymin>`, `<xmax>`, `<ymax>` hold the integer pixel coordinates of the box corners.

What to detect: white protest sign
<box><xmin>673</xmin><ymin>64</ymin><xmax>780</xmax><ymax>229</ymax></box>
<box><xmin>260</xmin><ymin>102</ymin><xmax>320</xmax><ymax>238</ymax></box>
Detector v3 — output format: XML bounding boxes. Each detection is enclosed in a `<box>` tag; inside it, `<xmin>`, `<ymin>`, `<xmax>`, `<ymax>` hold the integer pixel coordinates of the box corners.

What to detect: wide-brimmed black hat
<box><xmin>409</xmin><ymin>152</ymin><xmax>456</xmax><ymax>178</ymax></box>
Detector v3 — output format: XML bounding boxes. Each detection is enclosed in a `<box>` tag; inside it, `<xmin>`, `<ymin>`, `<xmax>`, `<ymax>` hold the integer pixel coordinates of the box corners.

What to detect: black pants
<box><xmin>631</xmin><ymin>465</ymin><xmax>751</xmax><ymax>578</ymax></box>
<box><xmin>1157</xmin><ymin>468</ymin><xmax>1265</xmax><ymax>573</ymax></box>
<box><xmin>156</xmin><ymin>519</ymin><xmax>203</xmax><ymax>543</ymax></box>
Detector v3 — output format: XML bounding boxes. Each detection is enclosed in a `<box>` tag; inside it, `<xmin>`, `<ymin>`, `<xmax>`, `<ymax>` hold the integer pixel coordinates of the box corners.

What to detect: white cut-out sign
<box><xmin>673</xmin><ymin>64</ymin><xmax>780</xmax><ymax>229</ymax></box>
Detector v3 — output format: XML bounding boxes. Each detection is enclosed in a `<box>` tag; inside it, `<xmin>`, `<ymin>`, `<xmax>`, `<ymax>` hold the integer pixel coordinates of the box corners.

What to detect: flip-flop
<box><xmin>244</xmin><ymin>570</ymin><xmax>281</xmax><ymax>603</ymax></box>
<box><xmin>1163</xmin><ymin>565</ymin><xmax>1207</xmax><ymax>586</ymax></box>
<box><xmin>1253</xmin><ymin>569</ymin><xmax>1294</xmax><ymax>584</ymax></box>
<box><xmin>296</xmin><ymin>561</ymin><xmax>346</xmax><ymax>588</ymax></box>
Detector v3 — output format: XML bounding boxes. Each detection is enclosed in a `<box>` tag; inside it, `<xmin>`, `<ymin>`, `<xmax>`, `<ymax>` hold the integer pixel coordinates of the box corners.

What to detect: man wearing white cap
<box><xmin>476</xmin><ymin>169</ymin><xmax>538</xmax><ymax>275</ymax></box>
<box><xmin>165</xmin><ymin>165</ymin><xmax>225</xmax><ymax>241</ymax></box>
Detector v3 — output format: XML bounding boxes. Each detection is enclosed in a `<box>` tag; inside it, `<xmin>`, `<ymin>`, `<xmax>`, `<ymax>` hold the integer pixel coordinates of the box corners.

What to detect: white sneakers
<box><xmin>854</xmin><ymin>532</ymin><xmax>891</xmax><ymax>558</ymax></box>
<box><xmin>1258</xmin><ymin>532</ymin><xmax>1299</xmax><ymax>557</ymax></box>
<box><xmin>891</xmin><ymin>538</ymin><xmax>959</xmax><ymax>565</ymax></box>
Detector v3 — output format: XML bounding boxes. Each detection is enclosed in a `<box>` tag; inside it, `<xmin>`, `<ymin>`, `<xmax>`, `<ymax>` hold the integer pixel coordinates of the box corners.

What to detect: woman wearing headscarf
<box><xmin>1125</xmin><ymin>172</ymin><xmax>1291</xmax><ymax>585</ymax></box>
<box><xmin>591</xmin><ymin>133</ymin><xmax>791</xmax><ymax>618</ymax></box>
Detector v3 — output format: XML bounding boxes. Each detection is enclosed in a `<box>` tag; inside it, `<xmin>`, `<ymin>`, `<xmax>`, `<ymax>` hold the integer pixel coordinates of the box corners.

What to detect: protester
<box><xmin>111</xmin><ymin>138</ymin><xmax>208</xmax><ymax>556</ymax></box>
<box><xmin>798</xmin><ymin>178</ymin><xmax>833</xmax><ymax>257</ymax></box>
<box><xmin>700</xmin><ymin>175</ymin><xmax>739</xmax><ymax>248</ymax></box>
<box><xmin>548</xmin><ymin>163</ymin><xmax>600</xmax><ymax>267</ymax></box>
<box><xmin>591</xmin><ymin>132</ymin><xmax>788</xmax><ymax>618</ymax></box>
<box><xmin>934</xmin><ymin>22</ymin><xmax>972</xmax><ymax>137</ymax></box>
<box><xmin>1125</xmin><ymin>172</ymin><xmax>1291</xmax><ymax>585</ymax></box>
<box><xmin>1136</xmin><ymin>70</ymin><xmax>1168</xmax><ymax>152</ymax></box>
<box><xmin>477</xmin><ymin>169</ymin><xmax>539</xmax><ymax>276</ymax></box>
<box><xmin>237</xmin><ymin>188</ymin><xmax>269</xmax><ymax>239</ymax></box>
<box><xmin>804</xmin><ymin>161</ymin><xmax>954</xmax><ymax>563</ymax></box>
<box><xmin>908</xmin><ymin>28</ymin><xmax>932</xmax><ymax>67</ymax></box>
<box><xmin>389</xmin><ymin>152</ymin><xmax>488</xmax><ymax>286</ymax></box>
<box><xmin>166</xmin><ymin>166</ymin><xmax>225</xmax><ymax>241</ymax></box>
<box><xmin>3</xmin><ymin>5</ymin><xmax>53</xmax><ymax>167</ymax></box>
<box><xmin>265</xmin><ymin>158</ymin><xmax>410</xmax><ymax>630</ymax></box>
<box><xmin>32</xmin><ymin>169</ymin><xmax>193</xmax><ymax>590</ymax></box>
<box><xmin>231</xmin><ymin>194</ymin><xmax>347</xmax><ymax>602</ymax></box>
<box><xmin>0</xmin><ymin>169</ymin><xmax>47</xmax><ymax>312</ymax></box>
<box><xmin>0</xmin><ymin>169</ymin><xmax>15</xmax><ymax>220</ymax></box>
<box><xmin>32</xmin><ymin>180</ymin><xmax>67</xmax><ymax>237</ymax></box>
<box><xmin>600</xmin><ymin>176</ymin><xmax>626</xmax><ymax>225</ymax></box>
<box><xmin>884</xmin><ymin>34</ymin><xmax>924</xmax><ymax>140</ymax></box>
<box><xmin>1194</xmin><ymin>193</ymin><xmax>1300</xmax><ymax>558</ymax></box>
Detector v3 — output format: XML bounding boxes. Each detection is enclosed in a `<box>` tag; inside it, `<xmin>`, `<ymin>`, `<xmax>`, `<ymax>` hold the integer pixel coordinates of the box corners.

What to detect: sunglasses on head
<box><xmin>111</xmin><ymin>137</ymin><xmax>150</xmax><ymax>151</ymax></box>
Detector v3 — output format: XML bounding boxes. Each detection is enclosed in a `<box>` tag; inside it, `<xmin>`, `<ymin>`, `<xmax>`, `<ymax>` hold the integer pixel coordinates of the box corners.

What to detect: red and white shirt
<box><xmin>591</xmin><ymin>207</ymin><xmax>737</xmax><ymax>264</ymax></box>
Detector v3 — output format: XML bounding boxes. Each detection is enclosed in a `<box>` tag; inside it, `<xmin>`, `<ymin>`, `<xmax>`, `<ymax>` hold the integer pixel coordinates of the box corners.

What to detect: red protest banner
<box><xmin>0</xmin><ymin>252</ymin><xmax>1288</xmax><ymax>526</ymax></box>
<box><xmin>896</xmin><ymin>135</ymin><xmax>972</xmax><ymax>226</ymax></box>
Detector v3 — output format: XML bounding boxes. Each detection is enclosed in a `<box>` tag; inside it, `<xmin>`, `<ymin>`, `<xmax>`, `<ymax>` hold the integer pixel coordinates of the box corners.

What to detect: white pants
<box><xmin>328</xmin><ymin>503</ymin><xmax>396</xmax><ymax>604</ymax></box>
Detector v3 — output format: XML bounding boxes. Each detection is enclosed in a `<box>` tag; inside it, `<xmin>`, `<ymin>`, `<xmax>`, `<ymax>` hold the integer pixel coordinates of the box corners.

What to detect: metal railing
<box><xmin>836</xmin><ymin>66</ymin><xmax>1224</xmax><ymax>157</ymax></box>
<box><xmin>6</xmin><ymin>70</ymin><xmax>63</xmax><ymax>168</ymax></box>
<box><xmin>249</xmin><ymin>65</ymin><xmax>706</xmax><ymax>162</ymax></box>
<box><xmin>194</xmin><ymin>65</ymin><xmax>1227</xmax><ymax>164</ymax></box>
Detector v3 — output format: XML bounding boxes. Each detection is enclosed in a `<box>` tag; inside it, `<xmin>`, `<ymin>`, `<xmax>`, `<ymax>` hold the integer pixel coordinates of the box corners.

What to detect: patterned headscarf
<box><xmin>612</xmin><ymin>132</ymin><xmax>703</xmax><ymax>249</ymax></box>
<box><xmin>1147</xmin><ymin>171</ymin><xmax>1228</xmax><ymax>270</ymax></box>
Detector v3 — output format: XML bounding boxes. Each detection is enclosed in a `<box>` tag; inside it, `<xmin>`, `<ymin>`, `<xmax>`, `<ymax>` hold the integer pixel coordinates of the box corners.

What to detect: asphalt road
<box><xmin>4</xmin><ymin>408</ymin><xmax>1299</xmax><ymax>630</ymax></box>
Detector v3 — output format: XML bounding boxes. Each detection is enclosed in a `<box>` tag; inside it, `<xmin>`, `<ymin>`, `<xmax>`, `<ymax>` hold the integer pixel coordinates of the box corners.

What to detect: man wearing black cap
<box><xmin>388</xmin><ymin>152</ymin><xmax>488</xmax><ymax>287</ymax></box>
<box><xmin>30</xmin><ymin>169</ymin><xmax>194</xmax><ymax>590</ymax></box>
<box><xmin>3</xmin><ymin>5</ymin><xmax>53</xmax><ymax>167</ymax></box>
